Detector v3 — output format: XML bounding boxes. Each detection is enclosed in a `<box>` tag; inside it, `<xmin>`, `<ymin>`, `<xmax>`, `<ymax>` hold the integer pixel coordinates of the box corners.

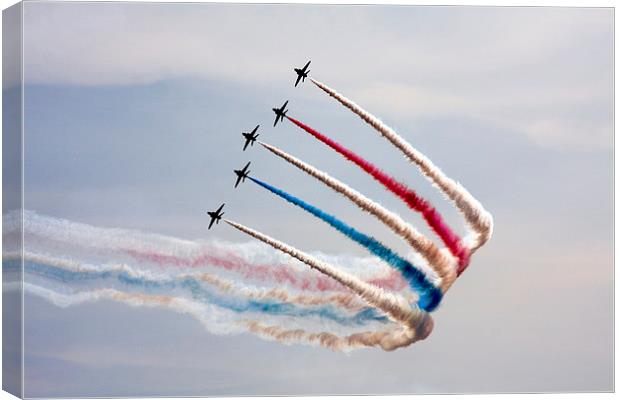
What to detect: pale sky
<box><xmin>5</xmin><ymin>2</ymin><xmax>614</xmax><ymax>396</ymax></box>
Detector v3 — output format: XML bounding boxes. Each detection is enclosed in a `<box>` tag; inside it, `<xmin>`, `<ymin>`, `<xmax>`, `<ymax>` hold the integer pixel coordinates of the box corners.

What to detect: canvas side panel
<box><xmin>3</xmin><ymin>2</ymin><xmax>24</xmax><ymax>398</ymax></box>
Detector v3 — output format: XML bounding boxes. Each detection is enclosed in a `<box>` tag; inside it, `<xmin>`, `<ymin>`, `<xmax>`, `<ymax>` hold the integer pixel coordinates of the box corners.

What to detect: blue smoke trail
<box><xmin>11</xmin><ymin>259</ymin><xmax>387</xmax><ymax>326</ymax></box>
<box><xmin>248</xmin><ymin>177</ymin><xmax>442</xmax><ymax>311</ymax></box>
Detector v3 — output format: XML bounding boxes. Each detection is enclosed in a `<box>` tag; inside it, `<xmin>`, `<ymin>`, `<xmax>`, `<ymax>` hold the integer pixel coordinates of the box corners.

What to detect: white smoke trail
<box><xmin>259</xmin><ymin>141</ymin><xmax>456</xmax><ymax>292</ymax></box>
<box><xmin>310</xmin><ymin>78</ymin><xmax>493</xmax><ymax>254</ymax></box>
<box><xmin>224</xmin><ymin>219</ymin><xmax>433</xmax><ymax>351</ymax></box>
<box><xmin>242</xmin><ymin>319</ymin><xmax>424</xmax><ymax>352</ymax></box>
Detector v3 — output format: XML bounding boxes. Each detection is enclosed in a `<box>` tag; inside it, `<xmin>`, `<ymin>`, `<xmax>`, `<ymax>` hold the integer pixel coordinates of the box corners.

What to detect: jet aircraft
<box><xmin>234</xmin><ymin>161</ymin><xmax>251</xmax><ymax>188</ymax></box>
<box><xmin>242</xmin><ymin>125</ymin><xmax>260</xmax><ymax>151</ymax></box>
<box><xmin>207</xmin><ymin>203</ymin><xmax>225</xmax><ymax>229</ymax></box>
<box><xmin>272</xmin><ymin>101</ymin><xmax>289</xmax><ymax>127</ymax></box>
<box><xmin>294</xmin><ymin>61</ymin><xmax>311</xmax><ymax>87</ymax></box>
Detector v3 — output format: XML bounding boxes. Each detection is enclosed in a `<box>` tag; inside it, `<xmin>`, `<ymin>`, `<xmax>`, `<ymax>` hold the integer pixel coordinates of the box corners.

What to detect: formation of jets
<box><xmin>242</xmin><ymin>125</ymin><xmax>260</xmax><ymax>151</ymax></box>
<box><xmin>207</xmin><ymin>61</ymin><xmax>312</xmax><ymax>229</ymax></box>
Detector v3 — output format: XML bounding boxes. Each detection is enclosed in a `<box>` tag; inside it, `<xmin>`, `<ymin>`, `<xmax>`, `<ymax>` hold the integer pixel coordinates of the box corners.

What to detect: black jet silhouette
<box><xmin>294</xmin><ymin>61</ymin><xmax>311</xmax><ymax>87</ymax></box>
<box><xmin>207</xmin><ymin>203</ymin><xmax>225</xmax><ymax>229</ymax></box>
<box><xmin>272</xmin><ymin>100</ymin><xmax>288</xmax><ymax>127</ymax></box>
<box><xmin>234</xmin><ymin>161</ymin><xmax>251</xmax><ymax>188</ymax></box>
<box><xmin>242</xmin><ymin>125</ymin><xmax>260</xmax><ymax>151</ymax></box>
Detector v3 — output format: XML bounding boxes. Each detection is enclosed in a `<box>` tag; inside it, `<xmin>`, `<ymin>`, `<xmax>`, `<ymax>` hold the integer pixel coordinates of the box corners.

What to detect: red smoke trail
<box><xmin>286</xmin><ymin>116</ymin><xmax>470</xmax><ymax>270</ymax></box>
<box><xmin>123</xmin><ymin>248</ymin><xmax>407</xmax><ymax>292</ymax></box>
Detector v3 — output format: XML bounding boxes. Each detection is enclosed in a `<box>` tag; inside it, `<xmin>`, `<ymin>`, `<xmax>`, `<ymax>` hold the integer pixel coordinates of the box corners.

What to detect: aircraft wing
<box><xmin>235</xmin><ymin>175</ymin><xmax>242</xmax><ymax>188</ymax></box>
<box><xmin>303</xmin><ymin>60</ymin><xmax>311</xmax><ymax>71</ymax></box>
<box><xmin>243</xmin><ymin>140</ymin><xmax>250</xmax><ymax>151</ymax></box>
<box><xmin>208</xmin><ymin>218</ymin><xmax>216</xmax><ymax>230</ymax></box>
<box><xmin>216</xmin><ymin>203</ymin><xmax>225</xmax><ymax>214</ymax></box>
<box><xmin>295</xmin><ymin>75</ymin><xmax>302</xmax><ymax>87</ymax></box>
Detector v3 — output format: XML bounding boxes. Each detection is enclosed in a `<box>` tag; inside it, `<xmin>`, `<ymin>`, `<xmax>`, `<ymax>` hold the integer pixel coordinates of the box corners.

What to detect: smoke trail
<box><xmin>224</xmin><ymin>219</ymin><xmax>434</xmax><ymax>351</ymax></box>
<box><xmin>17</xmin><ymin>282</ymin><xmax>249</xmax><ymax>336</ymax></box>
<box><xmin>6</xmin><ymin>251</ymin><xmax>374</xmax><ymax>312</ymax></box>
<box><xmin>17</xmin><ymin>282</ymin><xmax>378</xmax><ymax>344</ymax></box>
<box><xmin>242</xmin><ymin>320</ymin><xmax>427</xmax><ymax>352</ymax></box>
<box><xmin>123</xmin><ymin>248</ymin><xmax>349</xmax><ymax>292</ymax></box>
<box><xmin>258</xmin><ymin>141</ymin><xmax>456</xmax><ymax>292</ymax></box>
<box><xmin>285</xmin><ymin>116</ymin><xmax>470</xmax><ymax>270</ymax></box>
<box><xmin>14</xmin><ymin>258</ymin><xmax>386</xmax><ymax>326</ymax></box>
<box><xmin>10</xmin><ymin>282</ymin><xmax>418</xmax><ymax>352</ymax></box>
<box><xmin>124</xmin><ymin>248</ymin><xmax>407</xmax><ymax>293</ymax></box>
<box><xmin>9</xmin><ymin>211</ymin><xmax>407</xmax><ymax>293</ymax></box>
<box><xmin>310</xmin><ymin>78</ymin><xmax>493</xmax><ymax>272</ymax></box>
<box><xmin>247</xmin><ymin>176</ymin><xmax>442</xmax><ymax>311</ymax></box>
